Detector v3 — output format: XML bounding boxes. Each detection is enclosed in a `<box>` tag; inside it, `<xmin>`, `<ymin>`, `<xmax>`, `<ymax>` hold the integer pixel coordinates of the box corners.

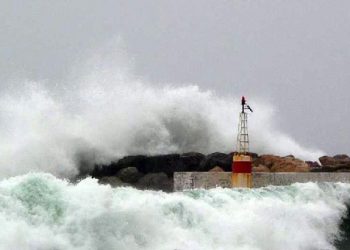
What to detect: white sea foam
<box><xmin>0</xmin><ymin>48</ymin><xmax>323</xmax><ymax>178</ymax></box>
<box><xmin>0</xmin><ymin>173</ymin><xmax>348</xmax><ymax>250</ymax></box>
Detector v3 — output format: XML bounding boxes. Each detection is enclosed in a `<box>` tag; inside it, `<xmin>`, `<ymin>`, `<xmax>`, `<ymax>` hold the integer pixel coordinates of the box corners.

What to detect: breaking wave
<box><xmin>0</xmin><ymin>173</ymin><xmax>348</xmax><ymax>250</ymax></box>
<box><xmin>0</xmin><ymin>47</ymin><xmax>323</xmax><ymax>178</ymax></box>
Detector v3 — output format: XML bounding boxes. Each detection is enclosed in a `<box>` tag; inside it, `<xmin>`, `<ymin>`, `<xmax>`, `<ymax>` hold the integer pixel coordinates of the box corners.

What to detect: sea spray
<box><xmin>0</xmin><ymin>173</ymin><xmax>349</xmax><ymax>250</ymax></box>
<box><xmin>0</xmin><ymin>44</ymin><xmax>325</xmax><ymax>178</ymax></box>
<box><xmin>0</xmin><ymin>72</ymin><xmax>323</xmax><ymax>178</ymax></box>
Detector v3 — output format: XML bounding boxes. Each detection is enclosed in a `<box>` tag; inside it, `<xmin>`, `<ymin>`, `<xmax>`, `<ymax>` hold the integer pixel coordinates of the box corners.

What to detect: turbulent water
<box><xmin>0</xmin><ymin>173</ymin><xmax>348</xmax><ymax>250</ymax></box>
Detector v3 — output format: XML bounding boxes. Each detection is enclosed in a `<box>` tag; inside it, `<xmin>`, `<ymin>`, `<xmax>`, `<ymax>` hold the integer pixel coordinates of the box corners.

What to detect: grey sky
<box><xmin>1</xmin><ymin>0</ymin><xmax>349</xmax><ymax>155</ymax></box>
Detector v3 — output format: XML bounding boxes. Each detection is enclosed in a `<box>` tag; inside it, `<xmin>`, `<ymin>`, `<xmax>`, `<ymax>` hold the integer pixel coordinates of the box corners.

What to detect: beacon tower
<box><xmin>232</xmin><ymin>96</ymin><xmax>253</xmax><ymax>188</ymax></box>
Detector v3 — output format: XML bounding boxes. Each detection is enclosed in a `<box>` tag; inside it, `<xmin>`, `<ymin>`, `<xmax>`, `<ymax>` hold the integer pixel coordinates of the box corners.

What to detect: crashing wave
<box><xmin>0</xmin><ymin>173</ymin><xmax>348</xmax><ymax>250</ymax></box>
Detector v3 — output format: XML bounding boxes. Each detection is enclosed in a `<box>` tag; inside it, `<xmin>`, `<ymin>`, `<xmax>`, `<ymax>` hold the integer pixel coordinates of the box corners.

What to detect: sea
<box><xmin>0</xmin><ymin>173</ymin><xmax>348</xmax><ymax>250</ymax></box>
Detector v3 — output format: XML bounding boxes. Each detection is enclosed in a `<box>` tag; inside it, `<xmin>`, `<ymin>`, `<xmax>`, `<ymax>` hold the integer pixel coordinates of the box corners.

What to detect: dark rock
<box><xmin>333</xmin><ymin>154</ymin><xmax>350</xmax><ymax>161</ymax></box>
<box><xmin>117</xmin><ymin>155</ymin><xmax>147</xmax><ymax>169</ymax></box>
<box><xmin>121</xmin><ymin>153</ymin><xmax>205</xmax><ymax>176</ymax></box>
<box><xmin>91</xmin><ymin>153</ymin><xmax>206</xmax><ymax>179</ymax></box>
<box><xmin>98</xmin><ymin>176</ymin><xmax>129</xmax><ymax>187</ymax></box>
<box><xmin>91</xmin><ymin>155</ymin><xmax>147</xmax><ymax>178</ymax></box>
<box><xmin>199</xmin><ymin>152</ymin><xmax>233</xmax><ymax>172</ymax></box>
<box><xmin>137</xmin><ymin>154</ymin><xmax>184</xmax><ymax>177</ymax></box>
<box><xmin>319</xmin><ymin>155</ymin><xmax>350</xmax><ymax>169</ymax></box>
<box><xmin>117</xmin><ymin>167</ymin><xmax>143</xmax><ymax>183</ymax></box>
<box><xmin>310</xmin><ymin>167</ymin><xmax>336</xmax><ymax>172</ymax></box>
<box><xmin>310</xmin><ymin>165</ymin><xmax>350</xmax><ymax>172</ymax></box>
<box><xmin>136</xmin><ymin>173</ymin><xmax>173</xmax><ymax>192</ymax></box>
<box><xmin>91</xmin><ymin>161</ymin><xmax>122</xmax><ymax>178</ymax></box>
<box><xmin>332</xmin><ymin>164</ymin><xmax>350</xmax><ymax>170</ymax></box>
<box><xmin>334</xmin><ymin>155</ymin><xmax>350</xmax><ymax>165</ymax></box>
<box><xmin>180</xmin><ymin>152</ymin><xmax>205</xmax><ymax>171</ymax></box>
<box><xmin>319</xmin><ymin>156</ymin><xmax>338</xmax><ymax>166</ymax></box>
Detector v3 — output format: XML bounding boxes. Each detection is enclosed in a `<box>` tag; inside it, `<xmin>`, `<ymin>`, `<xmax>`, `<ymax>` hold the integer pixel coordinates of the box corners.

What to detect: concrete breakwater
<box><xmin>174</xmin><ymin>172</ymin><xmax>350</xmax><ymax>191</ymax></box>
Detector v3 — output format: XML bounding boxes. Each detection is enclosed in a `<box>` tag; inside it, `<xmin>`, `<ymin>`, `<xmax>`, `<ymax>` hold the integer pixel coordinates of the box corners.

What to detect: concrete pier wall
<box><xmin>173</xmin><ymin>172</ymin><xmax>350</xmax><ymax>191</ymax></box>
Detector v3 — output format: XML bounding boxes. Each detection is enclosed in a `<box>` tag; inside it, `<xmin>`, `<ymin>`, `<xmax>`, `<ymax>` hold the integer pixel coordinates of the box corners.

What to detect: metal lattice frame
<box><xmin>236</xmin><ymin>112</ymin><xmax>249</xmax><ymax>154</ymax></box>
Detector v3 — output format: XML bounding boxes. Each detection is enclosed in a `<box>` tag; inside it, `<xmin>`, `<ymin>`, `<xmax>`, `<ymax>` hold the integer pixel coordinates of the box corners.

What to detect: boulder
<box><xmin>136</xmin><ymin>173</ymin><xmax>173</xmax><ymax>192</ymax></box>
<box><xmin>319</xmin><ymin>155</ymin><xmax>350</xmax><ymax>170</ymax></box>
<box><xmin>91</xmin><ymin>161</ymin><xmax>122</xmax><ymax>178</ymax></box>
<box><xmin>199</xmin><ymin>152</ymin><xmax>233</xmax><ymax>172</ymax></box>
<box><xmin>319</xmin><ymin>156</ymin><xmax>338</xmax><ymax>166</ymax></box>
<box><xmin>180</xmin><ymin>152</ymin><xmax>205</xmax><ymax>171</ymax></box>
<box><xmin>209</xmin><ymin>166</ymin><xmax>224</xmax><ymax>172</ymax></box>
<box><xmin>137</xmin><ymin>154</ymin><xmax>185</xmax><ymax>176</ymax></box>
<box><xmin>331</xmin><ymin>164</ymin><xmax>350</xmax><ymax>171</ymax></box>
<box><xmin>98</xmin><ymin>177</ymin><xmax>129</xmax><ymax>187</ymax></box>
<box><xmin>117</xmin><ymin>155</ymin><xmax>148</xmax><ymax>169</ymax></box>
<box><xmin>91</xmin><ymin>152</ymin><xmax>206</xmax><ymax>179</ymax></box>
<box><xmin>334</xmin><ymin>154</ymin><xmax>350</xmax><ymax>161</ymax></box>
<box><xmin>253</xmin><ymin>165</ymin><xmax>270</xmax><ymax>172</ymax></box>
<box><xmin>254</xmin><ymin>154</ymin><xmax>276</xmax><ymax>168</ymax></box>
<box><xmin>116</xmin><ymin>167</ymin><xmax>143</xmax><ymax>183</ymax></box>
<box><xmin>271</xmin><ymin>160</ymin><xmax>309</xmax><ymax>172</ymax></box>
<box><xmin>256</xmin><ymin>154</ymin><xmax>309</xmax><ymax>172</ymax></box>
<box><xmin>306</xmin><ymin>161</ymin><xmax>321</xmax><ymax>169</ymax></box>
<box><xmin>333</xmin><ymin>155</ymin><xmax>350</xmax><ymax>167</ymax></box>
<box><xmin>91</xmin><ymin>155</ymin><xmax>148</xmax><ymax>178</ymax></box>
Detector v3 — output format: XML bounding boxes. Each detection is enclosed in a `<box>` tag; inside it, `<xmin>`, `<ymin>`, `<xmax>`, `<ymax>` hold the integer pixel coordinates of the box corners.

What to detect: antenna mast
<box><xmin>231</xmin><ymin>96</ymin><xmax>253</xmax><ymax>188</ymax></box>
<box><xmin>237</xmin><ymin>96</ymin><xmax>253</xmax><ymax>154</ymax></box>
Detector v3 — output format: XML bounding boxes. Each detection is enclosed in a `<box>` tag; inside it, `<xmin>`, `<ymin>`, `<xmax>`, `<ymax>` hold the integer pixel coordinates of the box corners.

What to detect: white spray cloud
<box><xmin>0</xmin><ymin>47</ymin><xmax>324</xmax><ymax>178</ymax></box>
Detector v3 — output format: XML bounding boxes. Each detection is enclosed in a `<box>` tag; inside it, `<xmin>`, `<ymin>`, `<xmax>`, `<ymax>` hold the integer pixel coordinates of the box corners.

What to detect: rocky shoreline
<box><xmin>90</xmin><ymin>153</ymin><xmax>350</xmax><ymax>191</ymax></box>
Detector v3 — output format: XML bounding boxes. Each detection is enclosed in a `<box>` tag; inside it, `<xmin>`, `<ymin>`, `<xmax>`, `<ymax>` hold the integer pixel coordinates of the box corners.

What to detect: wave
<box><xmin>0</xmin><ymin>173</ymin><xmax>348</xmax><ymax>250</ymax></box>
<box><xmin>0</xmin><ymin>48</ymin><xmax>324</xmax><ymax>178</ymax></box>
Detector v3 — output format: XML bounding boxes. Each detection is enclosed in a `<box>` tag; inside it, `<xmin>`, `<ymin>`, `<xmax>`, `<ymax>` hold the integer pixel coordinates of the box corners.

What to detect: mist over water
<box><xmin>0</xmin><ymin>173</ymin><xmax>348</xmax><ymax>250</ymax></box>
<box><xmin>0</xmin><ymin>47</ymin><xmax>323</xmax><ymax>178</ymax></box>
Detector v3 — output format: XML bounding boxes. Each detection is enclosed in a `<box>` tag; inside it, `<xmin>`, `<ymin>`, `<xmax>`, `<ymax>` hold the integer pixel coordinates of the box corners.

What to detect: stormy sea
<box><xmin>0</xmin><ymin>173</ymin><xmax>348</xmax><ymax>250</ymax></box>
<box><xmin>0</xmin><ymin>55</ymin><xmax>348</xmax><ymax>250</ymax></box>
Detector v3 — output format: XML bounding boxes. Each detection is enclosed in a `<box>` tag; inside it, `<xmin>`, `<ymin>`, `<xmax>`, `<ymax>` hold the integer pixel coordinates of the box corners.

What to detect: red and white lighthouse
<box><xmin>232</xmin><ymin>96</ymin><xmax>253</xmax><ymax>188</ymax></box>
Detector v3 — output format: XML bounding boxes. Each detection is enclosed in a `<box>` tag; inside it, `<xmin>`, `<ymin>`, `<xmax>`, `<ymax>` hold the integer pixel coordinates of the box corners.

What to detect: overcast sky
<box><xmin>1</xmin><ymin>0</ymin><xmax>349</xmax><ymax>155</ymax></box>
